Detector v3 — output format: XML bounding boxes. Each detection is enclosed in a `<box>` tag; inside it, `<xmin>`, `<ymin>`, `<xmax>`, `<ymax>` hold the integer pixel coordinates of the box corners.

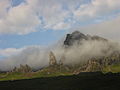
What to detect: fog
<box><xmin>0</xmin><ymin>35</ymin><xmax>120</xmax><ymax>71</ymax></box>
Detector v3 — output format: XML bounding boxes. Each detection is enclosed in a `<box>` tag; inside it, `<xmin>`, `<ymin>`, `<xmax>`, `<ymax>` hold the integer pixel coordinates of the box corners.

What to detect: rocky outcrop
<box><xmin>64</xmin><ymin>31</ymin><xmax>88</xmax><ymax>46</ymax></box>
<box><xmin>73</xmin><ymin>53</ymin><xmax>120</xmax><ymax>74</ymax></box>
<box><xmin>12</xmin><ymin>64</ymin><xmax>32</xmax><ymax>73</ymax></box>
<box><xmin>63</xmin><ymin>31</ymin><xmax>120</xmax><ymax>74</ymax></box>
<box><xmin>64</xmin><ymin>31</ymin><xmax>107</xmax><ymax>46</ymax></box>
<box><xmin>49</xmin><ymin>51</ymin><xmax>57</xmax><ymax>66</ymax></box>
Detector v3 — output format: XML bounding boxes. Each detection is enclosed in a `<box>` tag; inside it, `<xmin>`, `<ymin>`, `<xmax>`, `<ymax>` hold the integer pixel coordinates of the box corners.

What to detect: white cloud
<box><xmin>0</xmin><ymin>0</ymin><xmax>10</xmax><ymax>18</ymax></box>
<box><xmin>0</xmin><ymin>1</ymin><xmax>41</xmax><ymax>35</ymax></box>
<box><xmin>0</xmin><ymin>46</ymin><xmax>49</xmax><ymax>70</ymax></box>
<box><xmin>52</xmin><ymin>22</ymin><xmax>71</xmax><ymax>30</ymax></box>
<box><xmin>0</xmin><ymin>48</ymin><xmax>23</xmax><ymax>57</ymax></box>
<box><xmin>78</xmin><ymin>15</ymin><xmax>120</xmax><ymax>41</ymax></box>
<box><xmin>0</xmin><ymin>0</ymin><xmax>120</xmax><ymax>35</ymax></box>
<box><xmin>74</xmin><ymin>0</ymin><xmax>120</xmax><ymax>20</ymax></box>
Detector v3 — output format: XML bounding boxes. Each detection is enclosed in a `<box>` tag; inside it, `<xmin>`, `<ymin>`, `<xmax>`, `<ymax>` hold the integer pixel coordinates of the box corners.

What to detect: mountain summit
<box><xmin>64</xmin><ymin>31</ymin><xmax>107</xmax><ymax>46</ymax></box>
<box><xmin>64</xmin><ymin>31</ymin><xmax>87</xmax><ymax>46</ymax></box>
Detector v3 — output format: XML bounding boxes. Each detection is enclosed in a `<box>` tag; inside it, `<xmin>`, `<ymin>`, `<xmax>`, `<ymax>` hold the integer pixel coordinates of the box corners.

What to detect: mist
<box><xmin>0</xmin><ymin>35</ymin><xmax>120</xmax><ymax>71</ymax></box>
<box><xmin>54</xmin><ymin>39</ymin><xmax>120</xmax><ymax>64</ymax></box>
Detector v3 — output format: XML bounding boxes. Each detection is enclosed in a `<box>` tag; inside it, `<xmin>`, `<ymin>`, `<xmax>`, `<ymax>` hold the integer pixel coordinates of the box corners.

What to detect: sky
<box><xmin>0</xmin><ymin>0</ymin><xmax>120</xmax><ymax>58</ymax></box>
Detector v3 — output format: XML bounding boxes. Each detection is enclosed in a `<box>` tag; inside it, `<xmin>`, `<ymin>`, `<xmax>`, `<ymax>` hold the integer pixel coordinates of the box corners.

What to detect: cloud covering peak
<box><xmin>0</xmin><ymin>32</ymin><xmax>120</xmax><ymax>71</ymax></box>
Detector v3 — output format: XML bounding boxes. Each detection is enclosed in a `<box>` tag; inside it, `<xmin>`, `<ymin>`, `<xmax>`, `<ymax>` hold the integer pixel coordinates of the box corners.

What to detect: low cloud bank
<box><xmin>0</xmin><ymin>37</ymin><xmax>120</xmax><ymax>71</ymax></box>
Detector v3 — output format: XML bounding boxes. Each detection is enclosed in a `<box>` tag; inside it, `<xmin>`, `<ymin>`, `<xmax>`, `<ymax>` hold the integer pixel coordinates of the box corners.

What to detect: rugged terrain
<box><xmin>0</xmin><ymin>31</ymin><xmax>120</xmax><ymax>81</ymax></box>
<box><xmin>63</xmin><ymin>31</ymin><xmax>120</xmax><ymax>73</ymax></box>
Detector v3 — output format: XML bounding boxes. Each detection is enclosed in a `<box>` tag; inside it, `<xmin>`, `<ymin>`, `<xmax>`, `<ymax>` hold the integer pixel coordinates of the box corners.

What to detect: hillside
<box><xmin>63</xmin><ymin>31</ymin><xmax>120</xmax><ymax>73</ymax></box>
<box><xmin>0</xmin><ymin>31</ymin><xmax>120</xmax><ymax>81</ymax></box>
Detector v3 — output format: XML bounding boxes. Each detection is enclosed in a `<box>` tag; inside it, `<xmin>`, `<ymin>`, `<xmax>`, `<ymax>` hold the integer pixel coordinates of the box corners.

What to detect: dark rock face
<box><xmin>64</xmin><ymin>31</ymin><xmax>88</xmax><ymax>46</ymax></box>
<box><xmin>91</xmin><ymin>35</ymin><xmax>107</xmax><ymax>41</ymax></box>
<box><xmin>64</xmin><ymin>31</ymin><xmax>107</xmax><ymax>46</ymax></box>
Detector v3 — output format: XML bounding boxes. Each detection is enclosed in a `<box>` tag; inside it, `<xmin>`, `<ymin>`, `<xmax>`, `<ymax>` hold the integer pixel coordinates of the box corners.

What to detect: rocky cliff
<box><xmin>64</xmin><ymin>31</ymin><xmax>107</xmax><ymax>46</ymax></box>
<box><xmin>63</xmin><ymin>31</ymin><xmax>120</xmax><ymax>74</ymax></box>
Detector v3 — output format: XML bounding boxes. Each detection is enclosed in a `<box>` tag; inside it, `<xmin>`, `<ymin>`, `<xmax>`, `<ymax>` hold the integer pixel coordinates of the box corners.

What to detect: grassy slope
<box><xmin>103</xmin><ymin>63</ymin><xmax>120</xmax><ymax>73</ymax></box>
<box><xmin>1</xmin><ymin>63</ymin><xmax>120</xmax><ymax>81</ymax></box>
<box><xmin>0</xmin><ymin>66</ymin><xmax>72</xmax><ymax>81</ymax></box>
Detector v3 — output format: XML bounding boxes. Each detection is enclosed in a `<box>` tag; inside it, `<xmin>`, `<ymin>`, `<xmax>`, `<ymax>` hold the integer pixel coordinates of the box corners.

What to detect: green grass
<box><xmin>32</xmin><ymin>66</ymin><xmax>72</xmax><ymax>78</ymax></box>
<box><xmin>0</xmin><ymin>66</ymin><xmax>72</xmax><ymax>81</ymax></box>
<box><xmin>0</xmin><ymin>72</ymin><xmax>31</xmax><ymax>81</ymax></box>
<box><xmin>103</xmin><ymin>63</ymin><xmax>120</xmax><ymax>73</ymax></box>
<box><xmin>2</xmin><ymin>64</ymin><xmax>120</xmax><ymax>81</ymax></box>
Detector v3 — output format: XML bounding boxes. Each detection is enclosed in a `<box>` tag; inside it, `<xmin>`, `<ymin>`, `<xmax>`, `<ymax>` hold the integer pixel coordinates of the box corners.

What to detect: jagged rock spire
<box><xmin>12</xmin><ymin>64</ymin><xmax>32</xmax><ymax>73</ymax></box>
<box><xmin>59</xmin><ymin>55</ymin><xmax>65</xmax><ymax>65</ymax></box>
<box><xmin>49</xmin><ymin>51</ymin><xmax>57</xmax><ymax>66</ymax></box>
